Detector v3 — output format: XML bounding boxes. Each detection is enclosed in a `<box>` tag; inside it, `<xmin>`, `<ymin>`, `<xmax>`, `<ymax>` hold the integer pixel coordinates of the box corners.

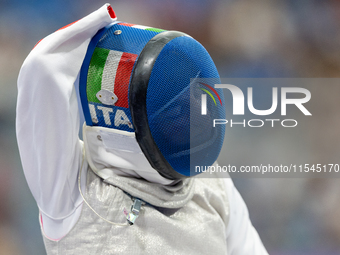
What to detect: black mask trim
<box><xmin>129</xmin><ymin>31</ymin><xmax>188</xmax><ymax>180</ymax></box>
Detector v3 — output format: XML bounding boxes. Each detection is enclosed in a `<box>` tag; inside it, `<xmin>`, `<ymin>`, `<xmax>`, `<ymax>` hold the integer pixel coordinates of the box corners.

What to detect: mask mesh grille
<box><xmin>146</xmin><ymin>36</ymin><xmax>225</xmax><ymax>176</ymax></box>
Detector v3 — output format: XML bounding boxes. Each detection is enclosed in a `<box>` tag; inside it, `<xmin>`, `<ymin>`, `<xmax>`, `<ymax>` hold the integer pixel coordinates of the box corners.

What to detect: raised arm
<box><xmin>16</xmin><ymin>4</ymin><xmax>116</xmax><ymax>230</ymax></box>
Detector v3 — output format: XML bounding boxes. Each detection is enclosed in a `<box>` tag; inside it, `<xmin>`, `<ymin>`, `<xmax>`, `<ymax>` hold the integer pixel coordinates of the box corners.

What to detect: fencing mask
<box><xmin>80</xmin><ymin>22</ymin><xmax>225</xmax><ymax>180</ymax></box>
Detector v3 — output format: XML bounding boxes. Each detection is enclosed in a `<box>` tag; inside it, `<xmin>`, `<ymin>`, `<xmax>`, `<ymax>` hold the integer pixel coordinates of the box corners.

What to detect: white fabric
<box><xmin>16</xmin><ymin>3</ymin><xmax>115</xmax><ymax>239</ymax></box>
<box><xmin>16</xmin><ymin>4</ymin><xmax>268</xmax><ymax>254</ymax></box>
<box><xmin>83</xmin><ymin>125</ymin><xmax>176</xmax><ymax>185</ymax></box>
<box><xmin>224</xmin><ymin>179</ymin><xmax>268</xmax><ymax>254</ymax></box>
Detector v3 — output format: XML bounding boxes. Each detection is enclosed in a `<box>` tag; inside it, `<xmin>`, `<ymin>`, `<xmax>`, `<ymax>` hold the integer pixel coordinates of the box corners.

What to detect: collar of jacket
<box><xmin>82</xmin><ymin>124</ymin><xmax>195</xmax><ymax>208</ymax></box>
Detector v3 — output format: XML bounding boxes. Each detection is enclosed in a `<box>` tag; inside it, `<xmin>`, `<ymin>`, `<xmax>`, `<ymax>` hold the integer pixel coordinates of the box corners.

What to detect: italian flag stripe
<box><xmin>102</xmin><ymin>50</ymin><xmax>123</xmax><ymax>91</ymax></box>
<box><xmin>118</xmin><ymin>23</ymin><xmax>166</xmax><ymax>32</ymax></box>
<box><xmin>119</xmin><ymin>23</ymin><xmax>134</xmax><ymax>27</ymax></box>
<box><xmin>114</xmin><ymin>52</ymin><xmax>137</xmax><ymax>108</ymax></box>
<box><xmin>87</xmin><ymin>47</ymin><xmax>109</xmax><ymax>104</ymax></box>
<box><xmin>87</xmin><ymin>47</ymin><xmax>137</xmax><ymax>108</ymax></box>
<box><xmin>145</xmin><ymin>28</ymin><xmax>166</xmax><ymax>32</ymax></box>
<box><xmin>132</xmin><ymin>24</ymin><xmax>151</xmax><ymax>30</ymax></box>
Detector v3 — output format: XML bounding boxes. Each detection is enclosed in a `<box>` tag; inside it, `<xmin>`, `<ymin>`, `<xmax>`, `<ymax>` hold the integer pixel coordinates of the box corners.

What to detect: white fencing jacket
<box><xmin>16</xmin><ymin>4</ymin><xmax>268</xmax><ymax>255</ymax></box>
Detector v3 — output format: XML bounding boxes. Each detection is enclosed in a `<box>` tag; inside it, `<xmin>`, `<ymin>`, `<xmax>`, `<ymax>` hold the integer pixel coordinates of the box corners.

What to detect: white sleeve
<box><xmin>16</xmin><ymin>4</ymin><xmax>115</xmax><ymax>224</ymax></box>
<box><xmin>224</xmin><ymin>178</ymin><xmax>268</xmax><ymax>255</ymax></box>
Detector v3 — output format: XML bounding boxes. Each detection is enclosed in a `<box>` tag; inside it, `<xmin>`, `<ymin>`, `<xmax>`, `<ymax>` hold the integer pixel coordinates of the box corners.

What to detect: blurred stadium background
<box><xmin>1</xmin><ymin>0</ymin><xmax>340</xmax><ymax>254</ymax></box>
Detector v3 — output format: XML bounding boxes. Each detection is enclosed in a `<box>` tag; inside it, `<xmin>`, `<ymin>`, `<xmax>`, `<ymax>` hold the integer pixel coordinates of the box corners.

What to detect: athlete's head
<box><xmin>80</xmin><ymin>22</ymin><xmax>225</xmax><ymax>179</ymax></box>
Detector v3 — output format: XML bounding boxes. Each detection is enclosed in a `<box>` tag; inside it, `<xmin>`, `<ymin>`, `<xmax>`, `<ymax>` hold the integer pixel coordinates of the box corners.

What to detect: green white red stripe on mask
<box><xmin>118</xmin><ymin>22</ymin><xmax>166</xmax><ymax>33</ymax></box>
<box><xmin>87</xmin><ymin>47</ymin><xmax>137</xmax><ymax>109</ymax></box>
